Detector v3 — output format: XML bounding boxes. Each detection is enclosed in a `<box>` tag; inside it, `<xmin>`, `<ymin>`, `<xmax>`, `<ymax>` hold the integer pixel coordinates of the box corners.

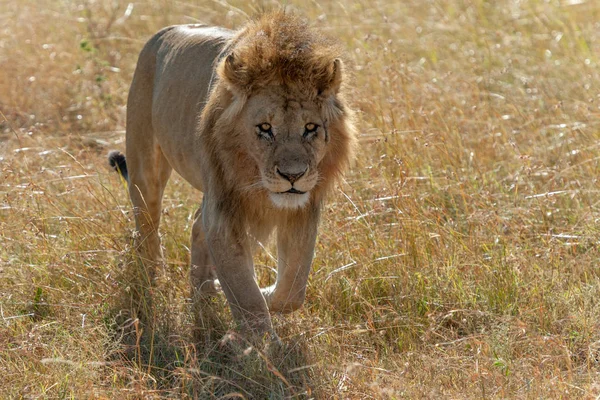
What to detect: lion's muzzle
<box><xmin>276</xmin><ymin>165</ymin><xmax>307</xmax><ymax>184</ymax></box>
<box><xmin>264</xmin><ymin>161</ymin><xmax>315</xmax><ymax>209</ymax></box>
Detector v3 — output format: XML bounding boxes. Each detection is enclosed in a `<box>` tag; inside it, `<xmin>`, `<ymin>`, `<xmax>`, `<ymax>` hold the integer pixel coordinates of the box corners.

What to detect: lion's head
<box><xmin>202</xmin><ymin>12</ymin><xmax>356</xmax><ymax>211</ymax></box>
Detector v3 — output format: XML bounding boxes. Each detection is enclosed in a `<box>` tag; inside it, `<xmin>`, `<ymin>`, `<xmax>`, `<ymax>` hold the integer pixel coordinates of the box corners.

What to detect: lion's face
<box><xmin>237</xmin><ymin>87</ymin><xmax>328</xmax><ymax>209</ymax></box>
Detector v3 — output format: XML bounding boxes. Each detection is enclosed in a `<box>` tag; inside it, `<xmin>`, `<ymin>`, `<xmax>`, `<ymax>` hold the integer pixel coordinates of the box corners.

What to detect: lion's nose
<box><xmin>276</xmin><ymin>166</ymin><xmax>308</xmax><ymax>184</ymax></box>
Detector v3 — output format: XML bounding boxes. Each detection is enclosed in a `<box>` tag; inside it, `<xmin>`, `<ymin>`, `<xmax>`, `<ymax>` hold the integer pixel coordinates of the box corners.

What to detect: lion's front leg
<box><xmin>204</xmin><ymin>210</ymin><xmax>274</xmax><ymax>336</ymax></box>
<box><xmin>262</xmin><ymin>209</ymin><xmax>319</xmax><ymax>313</ymax></box>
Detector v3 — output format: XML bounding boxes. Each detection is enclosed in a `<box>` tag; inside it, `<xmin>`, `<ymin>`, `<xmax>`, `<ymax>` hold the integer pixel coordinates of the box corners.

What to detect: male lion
<box><xmin>109</xmin><ymin>11</ymin><xmax>356</xmax><ymax>336</ymax></box>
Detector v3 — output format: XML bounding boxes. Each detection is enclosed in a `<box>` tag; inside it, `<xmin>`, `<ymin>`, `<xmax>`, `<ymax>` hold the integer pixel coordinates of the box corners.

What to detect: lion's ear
<box><xmin>319</xmin><ymin>58</ymin><xmax>343</xmax><ymax>96</ymax></box>
<box><xmin>220</xmin><ymin>52</ymin><xmax>246</xmax><ymax>91</ymax></box>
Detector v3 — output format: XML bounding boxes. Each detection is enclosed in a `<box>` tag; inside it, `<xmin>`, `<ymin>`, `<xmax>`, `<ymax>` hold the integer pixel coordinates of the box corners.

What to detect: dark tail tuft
<box><xmin>108</xmin><ymin>150</ymin><xmax>128</xmax><ymax>182</ymax></box>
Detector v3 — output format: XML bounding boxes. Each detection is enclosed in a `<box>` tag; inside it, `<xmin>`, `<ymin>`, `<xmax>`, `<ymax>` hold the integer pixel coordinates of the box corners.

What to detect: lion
<box><xmin>108</xmin><ymin>11</ymin><xmax>356</xmax><ymax>336</ymax></box>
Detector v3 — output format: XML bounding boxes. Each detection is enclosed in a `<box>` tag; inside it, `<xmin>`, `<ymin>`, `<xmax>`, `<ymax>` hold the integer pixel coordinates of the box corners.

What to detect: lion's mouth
<box><xmin>269</xmin><ymin>190</ymin><xmax>310</xmax><ymax>209</ymax></box>
<box><xmin>281</xmin><ymin>188</ymin><xmax>306</xmax><ymax>195</ymax></box>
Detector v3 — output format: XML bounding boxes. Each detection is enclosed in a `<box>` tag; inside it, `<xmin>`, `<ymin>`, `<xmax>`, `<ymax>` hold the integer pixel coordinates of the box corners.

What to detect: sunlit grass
<box><xmin>2</xmin><ymin>0</ymin><xmax>600</xmax><ymax>398</ymax></box>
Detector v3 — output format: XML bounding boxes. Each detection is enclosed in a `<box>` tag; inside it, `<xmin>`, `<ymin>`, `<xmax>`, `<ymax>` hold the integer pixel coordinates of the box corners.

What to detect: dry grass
<box><xmin>2</xmin><ymin>0</ymin><xmax>600</xmax><ymax>398</ymax></box>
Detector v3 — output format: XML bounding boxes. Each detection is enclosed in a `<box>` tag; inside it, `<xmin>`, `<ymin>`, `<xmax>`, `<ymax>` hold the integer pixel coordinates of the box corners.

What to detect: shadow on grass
<box><xmin>105</xmin><ymin>256</ymin><xmax>321</xmax><ymax>398</ymax></box>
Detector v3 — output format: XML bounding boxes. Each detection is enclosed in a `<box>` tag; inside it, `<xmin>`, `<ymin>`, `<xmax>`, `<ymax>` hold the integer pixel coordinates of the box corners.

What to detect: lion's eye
<box><xmin>303</xmin><ymin>123</ymin><xmax>319</xmax><ymax>139</ymax></box>
<box><xmin>256</xmin><ymin>123</ymin><xmax>274</xmax><ymax>141</ymax></box>
<box><xmin>305</xmin><ymin>123</ymin><xmax>317</xmax><ymax>132</ymax></box>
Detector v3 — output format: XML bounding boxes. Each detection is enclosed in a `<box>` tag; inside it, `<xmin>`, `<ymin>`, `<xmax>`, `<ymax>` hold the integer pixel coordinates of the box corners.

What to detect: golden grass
<box><xmin>2</xmin><ymin>0</ymin><xmax>600</xmax><ymax>398</ymax></box>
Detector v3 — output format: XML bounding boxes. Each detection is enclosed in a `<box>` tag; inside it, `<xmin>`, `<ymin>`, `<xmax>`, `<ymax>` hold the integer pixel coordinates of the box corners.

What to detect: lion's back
<box><xmin>127</xmin><ymin>24</ymin><xmax>234</xmax><ymax>189</ymax></box>
<box><xmin>150</xmin><ymin>25</ymin><xmax>234</xmax><ymax>133</ymax></box>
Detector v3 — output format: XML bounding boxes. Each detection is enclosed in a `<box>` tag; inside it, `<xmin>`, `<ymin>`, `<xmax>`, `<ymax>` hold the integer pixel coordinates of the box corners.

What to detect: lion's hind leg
<box><xmin>127</xmin><ymin>143</ymin><xmax>172</xmax><ymax>283</ymax></box>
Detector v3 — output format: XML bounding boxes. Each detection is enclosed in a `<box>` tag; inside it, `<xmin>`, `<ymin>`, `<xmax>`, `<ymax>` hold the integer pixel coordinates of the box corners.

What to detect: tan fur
<box><xmin>117</xmin><ymin>11</ymin><xmax>356</xmax><ymax>336</ymax></box>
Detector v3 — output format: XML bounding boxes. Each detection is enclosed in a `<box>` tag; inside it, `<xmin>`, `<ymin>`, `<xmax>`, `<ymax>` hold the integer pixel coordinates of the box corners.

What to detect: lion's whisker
<box><xmin>240</xmin><ymin>180</ymin><xmax>264</xmax><ymax>193</ymax></box>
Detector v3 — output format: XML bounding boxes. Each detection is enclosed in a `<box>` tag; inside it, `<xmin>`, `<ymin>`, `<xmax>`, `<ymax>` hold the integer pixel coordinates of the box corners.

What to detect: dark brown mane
<box><xmin>218</xmin><ymin>11</ymin><xmax>343</xmax><ymax>95</ymax></box>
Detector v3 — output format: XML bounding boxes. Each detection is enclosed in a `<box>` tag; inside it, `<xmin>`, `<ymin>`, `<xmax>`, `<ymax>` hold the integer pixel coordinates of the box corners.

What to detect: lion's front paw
<box><xmin>197</xmin><ymin>278</ymin><xmax>220</xmax><ymax>297</ymax></box>
<box><xmin>262</xmin><ymin>286</ymin><xmax>305</xmax><ymax>313</ymax></box>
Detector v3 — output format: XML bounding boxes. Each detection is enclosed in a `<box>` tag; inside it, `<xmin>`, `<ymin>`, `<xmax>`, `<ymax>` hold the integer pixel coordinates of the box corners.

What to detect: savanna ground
<box><xmin>2</xmin><ymin>0</ymin><xmax>600</xmax><ymax>398</ymax></box>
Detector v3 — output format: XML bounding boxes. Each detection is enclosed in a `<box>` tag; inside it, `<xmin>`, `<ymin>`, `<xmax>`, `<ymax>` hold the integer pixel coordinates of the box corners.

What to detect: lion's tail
<box><xmin>108</xmin><ymin>150</ymin><xmax>129</xmax><ymax>183</ymax></box>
